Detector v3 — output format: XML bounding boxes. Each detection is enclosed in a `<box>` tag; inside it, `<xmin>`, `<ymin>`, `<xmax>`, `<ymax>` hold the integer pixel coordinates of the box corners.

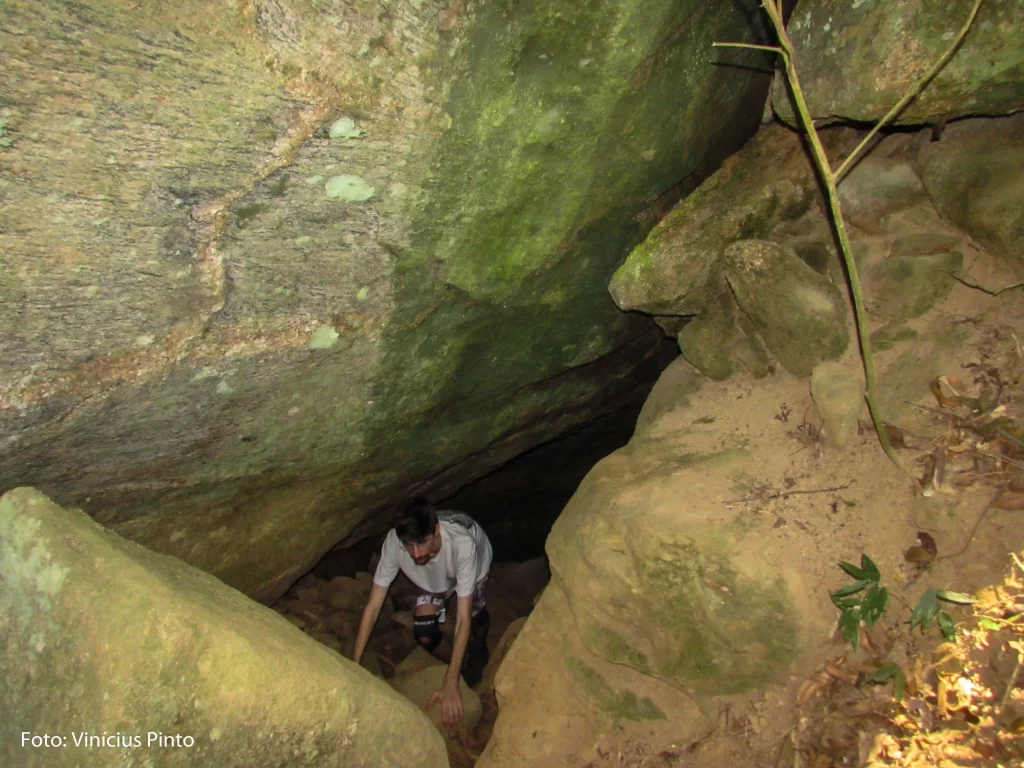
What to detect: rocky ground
<box><xmin>273</xmin><ymin>555</ymin><xmax>549</xmax><ymax>765</ymax></box>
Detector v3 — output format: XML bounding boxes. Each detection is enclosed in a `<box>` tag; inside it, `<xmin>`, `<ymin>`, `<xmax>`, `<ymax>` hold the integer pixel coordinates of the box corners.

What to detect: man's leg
<box><xmin>461</xmin><ymin>578</ymin><xmax>491</xmax><ymax>687</ymax></box>
<box><xmin>461</xmin><ymin>607</ymin><xmax>490</xmax><ymax>687</ymax></box>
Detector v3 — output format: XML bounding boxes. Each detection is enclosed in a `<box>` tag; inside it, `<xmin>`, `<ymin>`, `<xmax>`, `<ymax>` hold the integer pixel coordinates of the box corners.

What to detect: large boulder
<box><xmin>722</xmin><ymin>240</ymin><xmax>850</xmax><ymax>377</ymax></box>
<box><xmin>771</xmin><ymin>0</ymin><xmax>1024</xmax><ymax>125</ymax></box>
<box><xmin>0</xmin><ymin>487</ymin><xmax>447</xmax><ymax>768</ymax></box>
<box><xmin>391</xmin><ymin>649</ymin><xmax>482</xmax><ymax>739</ymax></box>
<box><xmin>544</xmin><ymin>443</ymin><xmax>803</xmax><ymax>698</ymax></box>
<box><xmin>608</xmin><ymin>125</ymin><xmax>834</xmax><ymax>316</ymax></box>
<box><xmin>916</xmin><ymin>113</ymin><xmax>1024</xmax><ymax>263</ymax></box>
<box><xmin>835</xmin><ymin>135</ymin><xmax>929</xmax><ymax>234</ymax></box>
<box><xmin>0</xmin><ymin>0</ymin><xmax>775</xmax><ymax>600</ymax></box>
<box><xmin>609</xmin><ymin>119</ymin><xmax>1008</xmax><ymax>384</ymax></box>
<box><xmin>478</xmin><ymin>357</ymin><xmax>846</xmax><ymax>768</ymax></box>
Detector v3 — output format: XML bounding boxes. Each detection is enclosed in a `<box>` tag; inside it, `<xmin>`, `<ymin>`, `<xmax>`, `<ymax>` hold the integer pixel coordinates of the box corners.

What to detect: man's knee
<box><xmin>413</xmin><ymin>613</ymin><xmax>442</xmax><ymax>651</ymax></box>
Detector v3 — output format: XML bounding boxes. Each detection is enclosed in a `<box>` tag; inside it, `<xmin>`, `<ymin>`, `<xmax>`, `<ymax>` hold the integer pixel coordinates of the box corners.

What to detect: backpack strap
<box><xmin>437</xmin><ymin>511</ymin><xmax>476</xmax><ymax>531</ymax></box>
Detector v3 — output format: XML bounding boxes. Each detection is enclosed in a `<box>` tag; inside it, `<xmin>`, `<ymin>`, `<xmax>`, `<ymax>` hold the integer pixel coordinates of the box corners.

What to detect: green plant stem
<box><xmin>834</xmin><ymin>0</ymin><xmax>985</xmax><ymax>182</ymax></box>
<box><xmin>760</xmin><ymin>0</ymin><xmax>907</xmax><ymax>473</ymax></box>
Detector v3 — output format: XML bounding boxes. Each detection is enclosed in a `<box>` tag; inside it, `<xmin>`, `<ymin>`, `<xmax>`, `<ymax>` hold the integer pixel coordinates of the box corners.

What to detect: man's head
<box><xmin>395</xmin><ymin>496</ymin><xmax>442</xmax><ymax>565</ymax></box>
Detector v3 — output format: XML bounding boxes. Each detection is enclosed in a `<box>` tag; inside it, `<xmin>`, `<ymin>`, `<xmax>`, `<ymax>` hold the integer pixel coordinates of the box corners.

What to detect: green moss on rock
<box><xmin>772</xmin><ymin>0</ymin><xmax>1024</xmax><ymax>125</ymax></box>
<box><xmin>866</xmin><ymin>252</ymin><xmax>962</xmax><ymax>321</ymax></box>
<box><xmin>417</xmin><ymin>0</ymin><xmax>773</xmax><ymax>301</ymax></box>
<box><xmin>637</xmin><ymin>539</ymin><xmax>798</xmax><ymax>694</ymax></box>
<box><xmin>723</xmin><ymin>239</ymin><xmax>849</xmax><ymax>376</ymax></box>
<box><xmin>567</xmin><ymin>659</ymin><xmax>666</xmax><ymax>722</ymax></box>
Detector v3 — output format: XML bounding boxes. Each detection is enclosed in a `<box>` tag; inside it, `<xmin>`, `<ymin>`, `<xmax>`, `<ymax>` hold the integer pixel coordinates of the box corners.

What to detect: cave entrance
<box><xmin>270</xmin><ymin>362</ymin><xmax>673</xmax><ymax>764</ymax></box>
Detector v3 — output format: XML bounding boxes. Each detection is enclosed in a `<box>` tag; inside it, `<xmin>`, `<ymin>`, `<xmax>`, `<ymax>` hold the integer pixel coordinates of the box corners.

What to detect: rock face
<box><xmin>0</xmin><ymin>487</ymin><xmax>447</xmax><ymax>768</ymax></box>
<box><xmin>478</xmin><ymin>358</ymin><xmax>828</xmax><ymax>768</ymax></box>
<box><xmin>771</xmin><ymin>0</ymin><xmax>1024</xmax><ymax>125</ymax></box>
<box><xmin>544</xmin><ymin>431</ymin><xmax>801</xmax><ymax>698</ymax></box>
<box><xmin>917</xmin><ymin>113</ymin><xmax>1024</xmax><ymax>264</ymax></box>
<box><xmin>391</xmin><ymin>649</ymin><xmax>483</xmax><ymax>738</ymax></box>
<box><xmin>609</xmin><ymin>125</ymin><xmax>858</xmax><ymax>379</ymax></box>
<box><xmin>721</xmin><ymin>239</ymin><xmax>849</xmax><ymax>377</ymax></box>
<box><xmin>607</xmin><ymin>119</ymin><xmax>1015</xmax><ymax>382</ymax></box>
<box><xmin>609</xmin><ymin>125</ymin><xmax>827</xmax><ymax>316</ymax></box>
<box><xmin>0</xmin><ymin>0</ymin><xmax>775</xmax><ymax>600</ymax></box>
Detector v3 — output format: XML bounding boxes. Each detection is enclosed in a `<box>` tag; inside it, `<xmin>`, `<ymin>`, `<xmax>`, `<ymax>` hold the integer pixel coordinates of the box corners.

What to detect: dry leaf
<box><xmin>824</xmin><ymin>659</ymin><xmax>859</xmax><ymax>686</ymax></box>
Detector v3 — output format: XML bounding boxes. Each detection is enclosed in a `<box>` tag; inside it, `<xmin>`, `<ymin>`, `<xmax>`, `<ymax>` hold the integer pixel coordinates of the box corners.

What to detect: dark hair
<box><xmin>395</xmin><ymin>497</ymin><xmax>438</xmax><ymax>543</ymax></box>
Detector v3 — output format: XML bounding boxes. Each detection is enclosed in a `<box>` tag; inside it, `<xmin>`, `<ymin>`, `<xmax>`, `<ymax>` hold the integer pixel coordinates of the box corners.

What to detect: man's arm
<box><xmin>352</xmin><ymin>583</ymin><xmax>388</xmax><ymax>664</ymax></box>
<box><xmin>428</xmin><ymin>594</ymin><xmax>472</xmax><ymax>727</ymax></box>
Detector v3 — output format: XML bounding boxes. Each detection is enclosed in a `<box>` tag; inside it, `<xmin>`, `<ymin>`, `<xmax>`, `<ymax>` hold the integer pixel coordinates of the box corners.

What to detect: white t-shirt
<box><xmin>373</xmin><ymin>513</ymin><xmax>493</xmax><ymax>596</ymax></box>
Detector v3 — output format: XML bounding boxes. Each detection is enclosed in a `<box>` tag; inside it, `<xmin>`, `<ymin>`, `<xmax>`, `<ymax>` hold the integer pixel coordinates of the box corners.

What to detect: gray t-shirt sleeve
<box><xmin>454</xmin><ymin>536</ymin><xmax>480</xmax><ymax>597</ymax></box>
<box><xmin>373</xmin><ymin>531</ymin><xmax>401</xmax><ymax>588</ymax></box>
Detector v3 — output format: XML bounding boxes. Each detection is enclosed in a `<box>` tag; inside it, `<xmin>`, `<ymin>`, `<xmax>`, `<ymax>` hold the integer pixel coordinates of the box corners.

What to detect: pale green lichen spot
<box><xmin>328</xmin><ymin>118</ymin><xmax>363</xmax><ymax>139</ymax></box>
<box><xmin>325</xmin><ymin>175</ymin><xmax>375</xmax><ymax>202</ymax></box>
<box><xmin>309</xmin><ymin>326</ymin><xmax>340</xmax><ymax>349</ymax></box>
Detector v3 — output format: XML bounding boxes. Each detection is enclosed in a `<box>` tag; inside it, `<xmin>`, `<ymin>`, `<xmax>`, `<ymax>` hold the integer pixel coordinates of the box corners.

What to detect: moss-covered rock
<box><xmin>723</xmin><ymin>240</ymin><xmax>850</xmax><ymax>377</ymax></box>
<box><xmin>677</xmin><ymin>313</ymin><xmax>742</xmax><ymax>381</ymax></box>
<box><xmin>771</xmin><ymin>0</ymin><xmax>1024</xmax><ymax>125</ymax></box>
<box><xmin>480</xmin><ymin>577</ymin><xmax>706</xmax><ymax>768</ymax></box>
<box><xmin>545</xmin><ymin>443</ymin><xmax>802</xmax><ymax>698</ymax></box>
<box><xmin>870</xmin><ymin>323</ymin><xmax>919</xmax><ymax>352</ymax></box>
<box><xmin>836</xmin><ymin>136</ymin><xmax>929</xmax><ymax>233</ymax></box>
<box><xmin>916</xmin><ymin>114</ymin><xmax>1024</xmax><ymax>263</ymax></box>
<box><xmin>609</xmin><ymin>125</ymin><xmax>823</xmax><ymax>316</ymax></box>
<box><xmin>675</xmin><ymin>274</ymin><xmax>744</xmax><ymax>380</ymax></box>
<box><xmin>866</xmin><ymin>251</ymin><xmax>963</xmax><ymax>321</ymax></box>
<box><xmin>675</xmin><ymin>272</ymin><xmax>776</xmax><ymax>381</ymax></box>
<box><xmin>0</xmin><ymin>0</ymin><xmax>776</xmax><ymax>600</ymax></box>
<box><xmin>0</xmin><ymin>487</ymin><xmax>446</xmax><ymax>768</ymax></box>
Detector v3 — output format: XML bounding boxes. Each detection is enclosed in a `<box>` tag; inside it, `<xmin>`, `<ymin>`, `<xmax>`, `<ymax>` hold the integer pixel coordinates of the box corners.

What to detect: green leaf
<box><xmin>911</xmin><ymin>588</ymin><xmax>939</xmax><ymax>630</ymax></box>
<box><xmin>866</xmin><ymin>662</ymin><xmax>900</xmax><ymax>683</ymax></box>
<box><xmin>839</xmin><ymin>561</ymin><xmax>867</xmax><ymax>580</ymax></box>
<box><xmin>831</xmin><ymin>580</ymin><xmax>869</xmax><ymax>599</ymax></box>
<box><xmin>839</xmin><ymin>610</ymin><xmax>860</xmax><ymax>648</ymax></box>
<box><xmin>864</xmin><ymin>662</ymin><xmax>906</xmax><ymax>701</ymax></box>
<box><xmin>860</xmin><ymin>554</ymin><xmax>881</xmax><ymax>583</ymax></box>
<box><xmin>936</xmin><ymin>590</ymin><xmax>974</xmax><ymax>604</ymax></box>
<box><xmin>979</xmin><ymin>617</ymin><xmax>1001</xmax><ymax>631</ymax></box>
<box><xmin>860</xmin><ymin>584</ymin><xmax>889</xmax><ymax>627</ymax></box>
<box><xmin>937</xmin><ymin>611</ymin><xmax>955</xmax><ymax>641</ymax></box>
<box><xmin>0</xmin><ymin>137</ymin><xmax>13</xmax><ymax>148</ymax></box>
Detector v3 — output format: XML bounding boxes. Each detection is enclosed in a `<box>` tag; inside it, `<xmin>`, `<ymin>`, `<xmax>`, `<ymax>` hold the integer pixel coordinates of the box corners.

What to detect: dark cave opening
<box><xmin>309</xmin><ymin>333</ymin><xmax>678</xmax><ymax>578</ymax></box>
<box><xmin>435</xmin><ymin>400</ymin><xmax>648</xmax><ymax>563</ymax></box>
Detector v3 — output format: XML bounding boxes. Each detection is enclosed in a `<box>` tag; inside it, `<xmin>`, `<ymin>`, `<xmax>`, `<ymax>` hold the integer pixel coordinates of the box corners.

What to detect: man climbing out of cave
<box><xmin>352</xmin><ymin>496</ymin><xmax>493</xmax><ymax>726</ymax></box>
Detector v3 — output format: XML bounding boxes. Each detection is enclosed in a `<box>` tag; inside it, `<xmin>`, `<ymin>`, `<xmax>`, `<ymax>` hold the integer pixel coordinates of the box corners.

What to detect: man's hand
<box><xmin>426</xmin><ymin>681</ymin><xmax>464</xmax><ymax>727</ymax></box>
